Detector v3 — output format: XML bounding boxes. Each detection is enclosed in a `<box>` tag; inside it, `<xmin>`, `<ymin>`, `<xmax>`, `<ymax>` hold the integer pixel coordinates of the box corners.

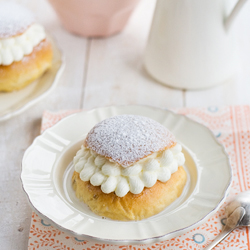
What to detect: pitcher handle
<box><xmin>225</xmin><ymin>0</ymin><xmax>248</xmax><ymax>30</ymax></box>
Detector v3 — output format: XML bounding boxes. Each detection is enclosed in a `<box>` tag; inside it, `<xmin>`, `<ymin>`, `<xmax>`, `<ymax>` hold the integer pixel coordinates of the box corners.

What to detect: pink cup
<box><xmin>48</xmin><ymin>0</ymin><xmax>140</xmax><ymax>37</ymax></box>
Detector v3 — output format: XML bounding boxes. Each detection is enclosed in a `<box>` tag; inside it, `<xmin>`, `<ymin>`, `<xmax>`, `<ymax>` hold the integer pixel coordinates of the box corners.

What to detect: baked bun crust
<box><xmin>72</xmin><ymin>166</ymin><xmax>187</xmax><ymax>221</ymax></box>
<box><xmin>0</xmin><ymin>39</ymin><xmax>53</xmax><ymax>92</ymax></box>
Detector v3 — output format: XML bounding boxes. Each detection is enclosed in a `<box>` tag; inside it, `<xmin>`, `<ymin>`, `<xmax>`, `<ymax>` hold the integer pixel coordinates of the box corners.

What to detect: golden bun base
<box><xmin>0</xmin><ymin>39</ymin><xmax>53</xmax><ymax>92</ymax></box>
<box><xmin>72</xmin><ymin>166</ymin><xmax>187</xmax><ymax>221</ymax></box>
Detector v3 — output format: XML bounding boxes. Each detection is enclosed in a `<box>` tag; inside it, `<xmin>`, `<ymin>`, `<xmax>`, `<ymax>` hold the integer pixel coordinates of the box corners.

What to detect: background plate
<box><xmin>0</xmin><ymin>36</ymin><xmax>65</xmax><ymax>121</ymax></box>
<box><xmin>21</xmin><ymin>105</ymin><xmax>232</xmax><ymax>244</ymax></box>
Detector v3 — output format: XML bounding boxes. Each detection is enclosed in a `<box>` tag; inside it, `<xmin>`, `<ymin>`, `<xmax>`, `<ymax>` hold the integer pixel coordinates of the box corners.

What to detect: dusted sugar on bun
<box><xmin>85</xmin><ymin>115</ymin><xmax>176</xmax><ymax>167</ymax></box>
<box><xmin>72</xmin><ymin>115</ymin><xmax>187</xmax><ymax>221</ymax></box>
<box><xmin>0</xmin><ymin>2</ymin><xmax>35</xmax><ymax>39</ymax></box>
<box><xmin>0</xmin><ymin>2</ymin><xmax>53</xmax><ymax>92</ymax></box>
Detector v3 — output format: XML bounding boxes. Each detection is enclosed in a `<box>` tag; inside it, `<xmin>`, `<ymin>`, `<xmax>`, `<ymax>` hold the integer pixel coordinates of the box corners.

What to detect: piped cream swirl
<box><xmin>0</xmin><ymin>23</ymin><xmax>46</xmax><ymax>65</ymax></box>
<box><xmin>73</xmin><ymin>143</ymin><xmax>185</xmax><ymax>197</ymax></box>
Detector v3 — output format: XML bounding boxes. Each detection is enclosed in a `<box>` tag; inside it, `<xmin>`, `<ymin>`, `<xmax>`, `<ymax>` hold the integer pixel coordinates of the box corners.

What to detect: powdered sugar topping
<box><xmin>85</xmin><ymin>115</ymin><xmax>176</xmax><ymax>167</ymax></box>
<box><xmin>0</xmin><ymin>2</ymin><xmax>35</xmax><ymax>39</ymax></box>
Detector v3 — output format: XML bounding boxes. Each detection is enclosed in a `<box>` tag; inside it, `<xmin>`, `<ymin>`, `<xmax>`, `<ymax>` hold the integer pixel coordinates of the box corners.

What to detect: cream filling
<box><xmin>0</xmin><ymin>23</ymin><xmax>46</xmax><ymax>65</ymax></box>
<box><xmin>73</xmin><ymin>143</ymin><xmax>185</xmax><ymax>197</ymax></box>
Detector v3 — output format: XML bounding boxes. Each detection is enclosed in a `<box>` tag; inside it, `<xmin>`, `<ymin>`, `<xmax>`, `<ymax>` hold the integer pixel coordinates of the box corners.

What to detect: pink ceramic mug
<box><xmin>48</xmin><ymin>0</ymin><xmax>140</xmax><ymax>37</ymax></box>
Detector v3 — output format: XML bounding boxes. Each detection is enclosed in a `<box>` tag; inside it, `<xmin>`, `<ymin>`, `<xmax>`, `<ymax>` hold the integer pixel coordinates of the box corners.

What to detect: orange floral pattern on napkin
<box><xmin>28</xmin><ymin>106</ymin><xmax>250</xmax><ymax>250</ymax></box>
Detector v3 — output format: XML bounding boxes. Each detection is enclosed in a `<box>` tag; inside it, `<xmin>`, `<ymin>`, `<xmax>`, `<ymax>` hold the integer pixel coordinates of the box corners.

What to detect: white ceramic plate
<box><xmin>21</xmin><ymin>105</ymin><xmax>232</xmax><ymax>244</ymax></box>
<box><xmin>0</xmin><ymin>36</ymin><xmax>65</xmax><ymax>122</ymax></box>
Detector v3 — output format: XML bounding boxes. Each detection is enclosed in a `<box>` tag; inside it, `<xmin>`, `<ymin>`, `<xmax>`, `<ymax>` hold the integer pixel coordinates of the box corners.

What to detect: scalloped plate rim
<box><xmin>21</xmin><ymin>105</ymin><xmax>232</xmax><ymax>244</ymax></box>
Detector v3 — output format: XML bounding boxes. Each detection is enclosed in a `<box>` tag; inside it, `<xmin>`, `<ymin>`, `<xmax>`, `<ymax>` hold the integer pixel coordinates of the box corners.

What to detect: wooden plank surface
<box><xmin>83</xmin><ymin>0</ymin><xmax>184</xmax><ymax>110</ymax></box>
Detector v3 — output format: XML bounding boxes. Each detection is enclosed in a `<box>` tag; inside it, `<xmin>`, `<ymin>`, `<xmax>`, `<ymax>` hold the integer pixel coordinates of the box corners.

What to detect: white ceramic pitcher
<box><xmin>144</xmin><ymin>0</ymin><xmax>248</xmax><ymax>89</ymax></box>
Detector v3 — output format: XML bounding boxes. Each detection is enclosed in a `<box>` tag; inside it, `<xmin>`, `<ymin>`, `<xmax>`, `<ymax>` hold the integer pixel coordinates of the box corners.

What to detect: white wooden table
<box><xmin>1</xmin><ymin>0</ymin><xmax>250</xmax><ymax>249</ymax></box>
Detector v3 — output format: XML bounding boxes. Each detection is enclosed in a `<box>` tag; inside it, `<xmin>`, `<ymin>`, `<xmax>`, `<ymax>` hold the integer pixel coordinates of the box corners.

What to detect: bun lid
<box><xmin>85</xmin><ymin>114</ymin><xmax>176</xmax><ymax>167</ymax></box>
<box><xmin>0</xmin><ymin>2</ymin><xmax>35</xmax><ymax>39</ymax></box>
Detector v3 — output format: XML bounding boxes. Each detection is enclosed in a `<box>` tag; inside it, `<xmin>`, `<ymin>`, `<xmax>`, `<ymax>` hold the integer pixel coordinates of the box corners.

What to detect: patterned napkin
<box><xmin>28</xmin><ymin>106</ymin><xmax>250</xmax><ymax>250</ymax></box>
